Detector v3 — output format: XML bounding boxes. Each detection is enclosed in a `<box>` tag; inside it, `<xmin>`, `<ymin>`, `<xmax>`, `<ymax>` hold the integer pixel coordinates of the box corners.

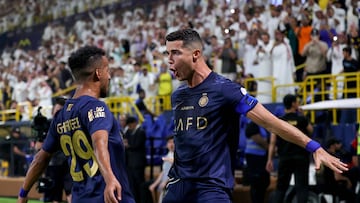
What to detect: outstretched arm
<box><xmin>17</xmin><ymin>149</ymin><xmax>52</xmax><ymax>203</ymax></box>
<box><xmin>247</xmin><ymin>103</ymin><xmax>348</xmax><ymax>173</ymax></box>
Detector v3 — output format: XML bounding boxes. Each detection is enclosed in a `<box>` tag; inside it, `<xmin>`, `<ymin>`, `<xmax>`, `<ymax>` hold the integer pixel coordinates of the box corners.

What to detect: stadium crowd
<box><xmin>0</xmin><ymin>0</ymin><xmax>119</xmax><ymax>33</ymax></box>
<box><xmin>0</xmin><ymin>0</ymin><xmax>360</xmax><ymax>118</ymax></box>
<box><xmin>0</xmin><ymin>0</ymin><xmax>360</xmax><ymax>202</ymax></box>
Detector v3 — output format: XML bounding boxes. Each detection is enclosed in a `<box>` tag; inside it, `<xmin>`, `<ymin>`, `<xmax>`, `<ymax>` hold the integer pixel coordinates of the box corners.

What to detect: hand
<box><xmin>313</xmin><ymin>148</ymin><xmax>348</xmax><ymax>174</ymax></box>
<box><xmin>123</xmin><ymin>139</ymin><xmax>128</xmax><ymax>148</ymax></box>
<box><xmin>104</xmin><ymin>179</ymin><xmax>122</xmax><ymax>203</ymax></box>
<box><xmin>266</xmin><ymin>160</ymin><xmax>273</xmax><ymax>173</ymax></box>
<box><xmin>149</xmin><ymin>183</ymin><xmax>156</xmax><ymax>192</ymax></box>
<box><xmin>159</xmin><ymin>181</ymin><xmax>167</xmax><ymax>190</ymax></box>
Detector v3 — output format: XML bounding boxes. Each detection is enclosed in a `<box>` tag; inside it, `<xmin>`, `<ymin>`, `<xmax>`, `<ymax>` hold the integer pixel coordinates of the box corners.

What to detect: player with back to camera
<box><xmin>161</xmin><ymin>28</ymin><xmax>348</xmax><ymax>203</ymax></box>
<box><xmin>17</xmin><ymin>46</ymin><xmax>135</xmax><ymax>203</ymax></box>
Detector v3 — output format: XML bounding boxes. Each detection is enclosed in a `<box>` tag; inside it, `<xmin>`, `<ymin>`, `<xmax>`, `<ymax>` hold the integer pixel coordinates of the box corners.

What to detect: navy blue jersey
<box><xmin>42</xmin><ymin>95</ymin><xmax>134</xmax><ymax>203</ymax></box>
<box><xmin>169</xmin><ymin>72</ymin><xmax>257</xmax><ymax>189</ymax></box>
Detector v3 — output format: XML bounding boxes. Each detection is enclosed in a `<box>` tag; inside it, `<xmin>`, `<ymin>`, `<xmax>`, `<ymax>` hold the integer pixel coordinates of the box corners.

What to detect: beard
<box><xmin>99</xmin><ymin>82</ymin><xmax>109</xmax><ymax>98</ymax></box>
<box><xmin>100</xmin><ymin>89</ymin><xmax>107</xmax><ymax>98</ymax></box>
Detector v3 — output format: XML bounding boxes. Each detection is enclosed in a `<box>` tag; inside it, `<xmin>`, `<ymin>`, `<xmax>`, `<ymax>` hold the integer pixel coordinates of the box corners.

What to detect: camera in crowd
<box><xmin>31</xmin><ymin>106</ymin><xmax>50</xmax><ymax>143</ymax></box>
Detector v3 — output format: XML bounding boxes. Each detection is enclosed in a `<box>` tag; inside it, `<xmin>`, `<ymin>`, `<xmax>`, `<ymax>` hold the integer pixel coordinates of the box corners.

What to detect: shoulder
<box><xmin>79</xmin><ymin>96</ymin><xmax>107</xmax><ymax>108</ymax></box>
<box><xmin>72</xmin><ymin>96</ymin><xmax>110</xmax><ymax>117</ymax></box>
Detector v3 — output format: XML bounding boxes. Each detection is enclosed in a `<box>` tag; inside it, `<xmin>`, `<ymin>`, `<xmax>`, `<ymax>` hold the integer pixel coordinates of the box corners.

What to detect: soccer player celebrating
<box><xmin>17</xmin><ymin>46</ymin><xmax>135</xmax><ymax>203</ymax></box>
<box><xmin>161</xmin><ymin>28</ymin><xmax>347</xmax><ymax>203</ymax></box>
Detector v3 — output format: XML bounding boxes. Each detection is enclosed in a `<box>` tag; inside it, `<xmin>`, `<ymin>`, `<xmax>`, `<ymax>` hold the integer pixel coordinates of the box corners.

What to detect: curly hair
<box><xmin>68</xmin><ymin>46</ymin><xmax>105</xmax><ymax>81</ymax></box>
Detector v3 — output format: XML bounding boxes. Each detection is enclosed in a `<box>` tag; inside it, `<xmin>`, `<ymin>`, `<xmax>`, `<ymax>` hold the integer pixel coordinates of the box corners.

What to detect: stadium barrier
<box><xmin>244</xmin><ymin>71</ymin><xmax>360</xmax><ymax>124</ymax></box>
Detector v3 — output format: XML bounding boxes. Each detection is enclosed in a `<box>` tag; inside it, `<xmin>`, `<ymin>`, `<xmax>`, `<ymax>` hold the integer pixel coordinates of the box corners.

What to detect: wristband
<box><xmin>305</xmin><ymin>140</ymin><xmax>321</xmax><ymax>153</ymax></box>
<box><xmin>19</xmin><ymin>187</ymin><xmax>29</xmax><ymax>198</ymax></box>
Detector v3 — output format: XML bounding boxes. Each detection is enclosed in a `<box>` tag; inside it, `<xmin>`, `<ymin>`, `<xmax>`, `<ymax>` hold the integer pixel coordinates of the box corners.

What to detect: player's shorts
<box><xmin>162</xmin><ymin>178</ymin><xmax>232</xmax><ymax>203</ymax></box>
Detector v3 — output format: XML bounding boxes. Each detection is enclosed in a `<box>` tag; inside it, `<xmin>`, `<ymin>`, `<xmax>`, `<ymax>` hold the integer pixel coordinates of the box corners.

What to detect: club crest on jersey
<box><xmin>198</xmin><ymin>93</ymin><xmax>209</xmax><ymax>107</ymax></box>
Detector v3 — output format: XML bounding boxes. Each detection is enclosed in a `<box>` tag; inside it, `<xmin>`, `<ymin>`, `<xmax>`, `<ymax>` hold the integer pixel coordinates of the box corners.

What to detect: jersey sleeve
<box><xmin>42</xmin><ymin>119</ymin><xmax>61</xmax><ymax>153</ymax></box>
<box><xmin>222</xmin><ymin>82</ymin><xmax>258</xmax><ymax>114</ymax></box>
<box><xmin>81</xmin><ymin>100</ymin><xmax>113</xmax><ymax>136</ymax></box>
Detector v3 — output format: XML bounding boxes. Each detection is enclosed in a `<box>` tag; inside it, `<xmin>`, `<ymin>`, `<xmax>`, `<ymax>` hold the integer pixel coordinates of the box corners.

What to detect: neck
<box><xmin>188</xmin><ymin>60</ymin><xmax>212</xmax><ymax>88</ymax></box>
<box><xmin>72</xmin><ymin>83</ymin><xmax>99</xmax><ymax>99</ymax></box>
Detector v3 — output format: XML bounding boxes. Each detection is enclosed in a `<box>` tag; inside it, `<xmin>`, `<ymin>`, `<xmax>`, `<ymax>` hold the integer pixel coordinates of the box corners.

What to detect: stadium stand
<box><xmin>0</xmin><ymin>0</ymin><xmax>360</xmax><ymax>202</ymax></box>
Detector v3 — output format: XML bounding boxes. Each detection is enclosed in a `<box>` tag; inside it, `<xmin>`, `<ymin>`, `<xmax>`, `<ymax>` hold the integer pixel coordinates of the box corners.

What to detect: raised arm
<box><xmin>247</xmin><ymin>103</ymin><xmax>348</xmax><ymax>173</ymax></box>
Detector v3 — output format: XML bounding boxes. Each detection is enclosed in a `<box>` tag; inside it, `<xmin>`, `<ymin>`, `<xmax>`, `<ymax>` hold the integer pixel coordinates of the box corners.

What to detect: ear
<box><xmin>95</xmin><ymin>68</ymin><xmax>101</xmax><ymax>80</ymax></box>
<box><xmin>192</xmin><ymin>49</ymin><xmax>201</xmax><ymax>63</ymax></box>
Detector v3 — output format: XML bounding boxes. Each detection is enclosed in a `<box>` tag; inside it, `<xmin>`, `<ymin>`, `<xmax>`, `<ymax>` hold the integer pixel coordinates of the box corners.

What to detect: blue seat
<box><xmin>145</xmin><ymin>113</ymin><xmax>172</xmax><ymax>165</ymax></box>
<box><xmin>141</xmin><ymin>114</ymin><xmax>154</xmax><ymax>137</ymax></box>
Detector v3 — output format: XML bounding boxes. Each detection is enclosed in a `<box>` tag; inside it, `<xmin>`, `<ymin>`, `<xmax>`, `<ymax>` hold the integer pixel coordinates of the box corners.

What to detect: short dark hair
<box><xmin>342</xmin><ymin>47</ymin><xmax>352</xmax><ymax>55</ymax></box>
<box><xmin>54</xmin><ymin>96</ymin><xmax>67</xmax><ymax>106</ymax></box>
<box><xmin>126</xmin><ymin>116</ymin><xmax>138</xmax><ymax>125</ymax></box>
<box><xmin>68</xmin><ymin>46</ymin><xmax>105</xmax><ymax>80</ymax></box>
<box><xmin>165</xmin><ymin>28</ymin><xmax>203</xmax><ymax>49</ymax></box>
<box><xmin>166</xmin><ymin>135</ymin><xmax>174</xmax><ymax>141</ymax></box>
<box><xmin>311</xmin><ymin>28</ymin><xmax>319</xmax><ymax>36</ymax></box>
<box><xmin>325</xmin><ymin>136</ymin><xmax>341</xmax><ymax>148</ymax></box>
<box><xmin>283</xmin><ymin>94</ymin><xmax>297</xmax><ymax>109</ymax></box>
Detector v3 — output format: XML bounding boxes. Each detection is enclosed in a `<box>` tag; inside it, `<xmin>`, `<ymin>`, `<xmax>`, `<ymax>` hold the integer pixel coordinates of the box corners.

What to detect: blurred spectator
<box><xmin>266</xmin><ymin>94</ymin><xmax>313</xmax><ymax>203</ymax></box>
<box><xmin>9</xmin><ymin>127</ymin><xmax>30</xmax><ymax>176</ymax></box>
<box><xmin>219</xmin><ymin>37</ymin><xmax>238</xmax><ymax>81</ymax></box>
<box><xmin>124</xmin><ymin>62</ymin><xmax>142</xmax><ymax>99</ymax></box>
<box><xmin>11</xmin><ymin>74</ymin><xmax>28</xmax><ymax>104</ymax></box>
<box><xmin>348</xmin><ymin>25</ymin><xmax>360</xmax><ymax>59</ymax></box>
<box><xmin>319</xmin><ymin>137</ymin><xmax>357</xmax><ymax>203</ymax></box>
<box><xmin>147</xmin><ymin>135</ymin><xmax>174</xmax><ymax>203</ymax></box>
<box><xmin>327</xmin><ymin>33</ymin><xmax>346</xmax><ymax>99</ymax></box>
<box><xmin>296</xmin><ymin>15</ymin><xmax>312</xmax><ymax>79</ymax></box>
<box><xmin>207</xmin><ymin>35</ymin><xmax>223</xmax><ymax>72</ymax></box>
<box><xmin>301</xmin><ymin>28</ymin><xmax>328</xmax><ymax>94</ymax></box>
<box><xmin>124</xmin><ymin>116</ymin><xmax>147</xmax><ymax>203</ymax></box>
<box><xmin>240</xmin><ymin>73</ymin><xmax>258</xmax><ymax>98</ymax></box>
<box><xmin>33</xmin><ymin>79</ymin><xmax>53</xmax><ymax>119</ymax></box>
<box><xmin>155</xmin><ymin>62</ymin><xmax>173</xmax><ymax>98</ymax></box>
<box><xmin>302</xmin><ymin>28</ymin><xmax>328</xmax><ymax>75</ymax></box>
<box><xmin>243</xmin><ymin>31</ymin><xmax>261</xmax><ymax>83</ymax></box>
<box><xmin>267</xmin><ymin>5</ymin><xmax>282</xmax><ymax>40</ymax></box>
<box><xmin>346</xmin><ymin>0</ymin><xmax>359</xmax><ymax>34</ymax></box>
<box><xmin>284</xmin><ymin>16</ymin><xmax>301</xmax><ymax>80</ymax></box>
<box><xmin>341</xmin><ymin>46</ymin><xmax>359</xmax><ymax>99</ymax></box>
<box><xmin>58</xmin><ymin>60</ymin><xmax>74</xmax><ymax>90</ymax></box>
<box><xmin>118</xmin><ymin>113</ymin><xmax>128</xmax><ymax>133</ymax></box>
<box><xmin>138</xmin><ymin>66</ymin><xmax>157</xmax><ymax>97</ymax></box>
<box><xmin>271</xmin><ymin>28</ymin><xmax>296</xmax><ymax>102</ymax></box>
<box><xmin>109</xmin><ymin>67</ymin><xmax>129</xmax><ymax>97</ymax></box>
<box><xmin>255</xmin><ymin>32</ymin><xmax>273</xmax><ymax>103</ymax></box>
<box><xmin>136</xmin><ymin>88</ymin><xmax>156</xmax><ymax>120</ymax></box>
<box><xmin>244</xmin><ymin>121</ymin><xmax>270</xmax><ymax>203</ymax></box>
